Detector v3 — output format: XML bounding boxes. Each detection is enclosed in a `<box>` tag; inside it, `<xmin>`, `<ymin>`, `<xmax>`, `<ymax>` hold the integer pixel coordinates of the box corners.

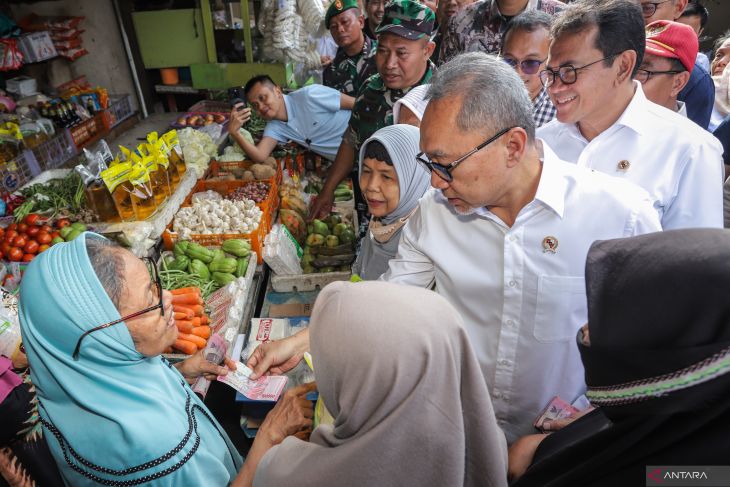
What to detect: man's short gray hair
<box><xmin>425</xmin><ymin>52</ymin><xmax>535</xmax><ymax>141</ymax></box>
<box><xmin>86</xmin><ymin>236</ymin><xmax>125</xmax><ymax>308</ymax></box>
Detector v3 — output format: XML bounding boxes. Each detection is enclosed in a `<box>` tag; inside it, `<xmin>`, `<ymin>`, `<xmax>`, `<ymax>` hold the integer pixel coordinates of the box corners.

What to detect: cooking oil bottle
<box><xmin>101</xmin><ymin>160</ymin><xmax>137</xmax><ymax>221</ymax></box>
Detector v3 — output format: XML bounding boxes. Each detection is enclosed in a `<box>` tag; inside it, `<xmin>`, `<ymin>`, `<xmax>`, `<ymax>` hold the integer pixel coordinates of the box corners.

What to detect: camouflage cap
<box><xmin>325</xmin><ymin>0</ymin><xmax>361</xmax><ymax>29</ymax></box>
<box><xmin>375</xmin><ymin>0</ymin><xmax>435</xmax><ymax>40</ymax></box>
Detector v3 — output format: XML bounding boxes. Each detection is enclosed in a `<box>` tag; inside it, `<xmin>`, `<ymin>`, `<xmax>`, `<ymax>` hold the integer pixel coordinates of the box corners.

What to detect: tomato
<box><xmin>8</xmin><ymin>247</ymin><xmax>23</xmax><ymax>262</ymax></box>
<box><xmin>40</xmin><ymin>224</ymin><xmax>52</xmax><ymax>234</ymax></box>
<box><xmin>0</xmin><ymin>242</ymin><xmax>10</xmax><ymax>256</ymax></box>
<box><xmin>55</xmin><ymin>218</ymin><xmax>71</xmax><ymax>229</ymax></box>
<box><xmin>26</xmin><ymin>226</ymin><xmax>40</xmax><ymax>237</ymax></box>
<box><xmin>23</xmin><ymin>214</ymin><xmax>40</xmax><ymax>226</ymax></box>
<box><xmin>21</xmin><ymin>253</ymin><xmax>34</xmax><ymax>263</ymax></box>
<box><xmin>36</xmin><ymin>232</ymin><xmax>52</xmax><ymax>245</ymax></box>
<box><xmin>0</xmin><ymin>228</ymin><xmax>5</xmax><ymax>239</ymax></box>
<box><xmin>38</xmin><ymin>244</ymin><xmax>50</xmax><ymax>253</ymax></box>
<box><xmin>50</xmin><ymin>231</ymin><xmax>60</xmax><ymax>239</ymax></box>
<box><xmin>7</xmin><ymin>223</ymin><xmax>17</xmax><ymax>232</ymax></box>
<box><xmin>23</xmin><ymin>240</ymin><xmax>39</xmax><ymax>254</ymax></box>
<box><xmin>17</xmin><ymin>223</ymin><xmax>28</xmax><ymax>233</ymax></box>
<box><xmin>4</xmin><ymin>230</ymin><xmax>17</xmax><ymax>242</ymax></box>
<box><xmin>12</xmin><ymin>235</ymin><xmax>26</xmax><ymax>248</ymax></box>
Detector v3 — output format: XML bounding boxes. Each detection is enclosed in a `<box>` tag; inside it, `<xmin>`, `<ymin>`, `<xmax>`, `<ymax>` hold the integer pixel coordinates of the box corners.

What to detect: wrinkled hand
<box><xmin>228</xmin><ymin>103</ymin><xmax>251</xmax><ymax>135</ymax></box>
<box><xmin>176</xmin><ymin>350</ymin><xmax>237</xmax><ymax>384</ymax></box>
<box><xmin>307</xmin><ymin>191</ymin><xmax>334</xmax><ymax>221</ymax></box>
<box><xmin>508</xmin><ymin>434</ymin><xmax>548</xmax><ymax>483</ymax></box>
<box><xmin>246</xmin><ymin>335</ymin><xmax>305</xmax><ymax>380</ymax></box>
<box><xmin>320</xmin><ymin>55</ymin><xmax>333</xmax><ymax>67</ymax></box>
<box><xmin>260</xmin><ymin>382</ymin><xmax>317</xmax><ymax>445</ymax></box>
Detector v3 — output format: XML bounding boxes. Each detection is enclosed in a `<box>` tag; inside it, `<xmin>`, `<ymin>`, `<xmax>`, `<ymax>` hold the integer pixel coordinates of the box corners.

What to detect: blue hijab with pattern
<box><xmin>18</xmin><ymin>232</ymin><xmax>241</xmax><ymax>486</ymax></box>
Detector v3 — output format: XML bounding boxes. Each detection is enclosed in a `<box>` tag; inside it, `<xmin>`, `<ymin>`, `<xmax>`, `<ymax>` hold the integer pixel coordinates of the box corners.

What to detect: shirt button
<box><xmin>500</xmin><ymin>360</ymin><xmax>510</xmax><ymax>366</ymax></box>
<box><xmin>509</xmin><ymin>235</ymin><xmax>517</xmax><ymax>242</ymax></box>
<box><xmin>508</xmin><ymin>280</ymin><xmax>516</xmax><ymax>288</ymax></box>
<box><xmin>506</xmin><ymin>319</ymin><xmax>514</xmax><ymax>327</ymax></box>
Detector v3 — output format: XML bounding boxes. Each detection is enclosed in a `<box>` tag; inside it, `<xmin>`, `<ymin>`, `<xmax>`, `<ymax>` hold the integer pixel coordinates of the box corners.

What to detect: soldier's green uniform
<box><xmin>343</xmin><ymin>0</ymin><xmax>436</xmax><ymax>151</ymax></box>
<box><xmin>323</xmin><ymin>36</ymin><xmax>378</xmax><ymax>97</ymax></box>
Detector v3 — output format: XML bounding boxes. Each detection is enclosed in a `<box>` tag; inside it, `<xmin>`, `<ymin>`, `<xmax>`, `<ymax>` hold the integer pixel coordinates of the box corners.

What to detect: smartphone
<box><xmin>228</xmin><ymin>87</ymin><xmax>245</xmax><ymax>109</ymax></box>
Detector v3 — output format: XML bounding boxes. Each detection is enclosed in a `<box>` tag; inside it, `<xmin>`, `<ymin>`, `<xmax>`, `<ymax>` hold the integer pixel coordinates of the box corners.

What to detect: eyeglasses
<box><xmin>502</xmin><ymin>57</ymin><xmax>546</xmax><ymax>75</ymax></box>
<box><xmin>72</xmin><ymin>257</ymin><xmax>164</xmax><ymax>360</ymax></box>
<box><xmin>634</xmin><ymin>68</ymin><xmax>683</xmax><ymax>83</ymax></box>
<box><xmin>416</xmin><ymin>126</ymin><xmax>516</xmax><ymax>182</ymax></box>
<box><xmin>539</xmin><ymin>55</ymin><xmax>618</xmax><ymax>88</ymax></box>
<box><xmin>641</xmin><ymin>0</ymin><xmax>671</xmax><ymax>18</ymax></box>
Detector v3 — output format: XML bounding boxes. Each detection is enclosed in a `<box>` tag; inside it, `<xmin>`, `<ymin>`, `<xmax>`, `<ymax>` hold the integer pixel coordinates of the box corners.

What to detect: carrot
<box><xmin>172</xmin><ymin>339</ymin><xmax>197</xmax><ymax>355</ymax></box>
<box><xmin>172</xmin><ymin>293</ymin><xmax>203</xmax><ymax>306</ymax></box>
<box><xmin>191</xmin><ymin>317</ymin><xmax>201</xmax><ymax>327</ymax></box>
<box><xmin>171</xmin><ymin>287</ymin><xmax>201</xmax><ymax>296</ymax></box>
<box><xmin>173</xmin><ymin>304</ymin><xmax>203</xmax><ymax>317</ymax></box>
<box><xmin>177</xmin><ymin>332</ymin><xmax>207</xmax><ymax>349</ymax></box>
<box><xmin>174</xmin><ymin>310</ymin><xmax>192</xmax><ymax>321</ymax></box>
<box><xmin>191</xmin><ymin>325</ymin><xmax>211</xmax><ymax>339</ymax></box>
<box><xmin>176</xmin><ymin>320</ymin><xmax>194</xmax><ymax>333</ymax></box>
<box><xmin>199</xmin><ymin>315</ymin><xmax>209</xmax><ymax>326</ymax></box>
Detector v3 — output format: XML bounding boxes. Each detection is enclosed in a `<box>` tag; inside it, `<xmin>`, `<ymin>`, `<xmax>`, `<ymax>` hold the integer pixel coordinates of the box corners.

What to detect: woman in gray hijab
<box><xmin>352</xmin><ymin>124</ymin><xmax>432</xmax><ymax>280</ymax></box>
<box><xmin>250</xmin><ymin>281</ymin><xmax>508</xmax><ymax>487</ymax></box>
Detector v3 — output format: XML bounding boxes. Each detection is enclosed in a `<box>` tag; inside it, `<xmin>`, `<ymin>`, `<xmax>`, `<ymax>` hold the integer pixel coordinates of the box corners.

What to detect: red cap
<box><xmin>645</xmin><ymin>20</ymin><xmax>698</xmax><ymax>73</ymax></box>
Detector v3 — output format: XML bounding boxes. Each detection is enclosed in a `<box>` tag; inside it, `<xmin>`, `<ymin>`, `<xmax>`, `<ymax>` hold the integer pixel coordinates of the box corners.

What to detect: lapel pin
<box><xmin>617</xmin><ymin>160</ymin><xmax>630</xmax><ymax>171</ymax></box>
<box><xmin>542</xmin><ymin>236</ymin><xmax>558</xmax><ymax>254</ymax></box>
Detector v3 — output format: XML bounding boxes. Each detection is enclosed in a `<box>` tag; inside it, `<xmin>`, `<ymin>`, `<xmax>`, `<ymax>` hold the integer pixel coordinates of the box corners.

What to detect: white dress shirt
<box><xmin>381</xmin><ymin>142</ymin><xmax>662</xmax><ymax>442</ymax></box>
<box><xmin>537</xmin><ymin>82</ymin><xmax>724</xmax><ymax>230</ymax></box>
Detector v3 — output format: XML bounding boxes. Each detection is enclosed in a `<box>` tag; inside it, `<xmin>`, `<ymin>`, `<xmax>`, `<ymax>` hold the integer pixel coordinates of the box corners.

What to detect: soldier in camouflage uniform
<box><xmin>323</xmin><ymin>0</ymin><xmax>379</xmax><ymax>97</ymax></box>
<box><xmin>310</xmin><ymin>0</ymin><xmax>436</xmax><ymax>220</ymax></box>
<box><xmin>440</xmin><ymin>0</ymin><xmax>563</xmax><ymax>64</ymax></box>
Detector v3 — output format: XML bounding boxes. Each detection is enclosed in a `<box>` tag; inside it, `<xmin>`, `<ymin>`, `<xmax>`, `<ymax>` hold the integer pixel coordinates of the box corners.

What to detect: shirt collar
<box><xmin>470</xmin><ymin>139</ymin><xmax>566</xmax><ymax>220</ymax></box>
<box><xmin>533</xmin><ymin>87</ymin><xmax>550</xmax><ymax>108</ymax></box>
<box><xmin>559</xmin><ymin>80</ymin><xmax>647</xmax><ymax>142</ymax></box>
<box><xmin>282</xmin><ymin>94</ymin><xmax>294</xmax><ymax>124</ymax></box>
<box><xmin>532</xmin><ymin>139</ymin><xmax>566</xmax><ymax>218</ymax></box>
<box><xmin>676</xmin><ymin>100</ymin><xmax>687</xmax><ymax>117</ymax></box>
<box><xmin>488</xmin><ymin>0</ymin><xmax>539</xmax><ymax>23</ymax></box>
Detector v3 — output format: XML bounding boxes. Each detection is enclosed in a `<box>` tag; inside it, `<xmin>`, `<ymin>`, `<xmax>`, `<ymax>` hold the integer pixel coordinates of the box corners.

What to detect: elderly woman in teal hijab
<box><xmin>17</xmin><ymin>233</ymin><xmax>311</xmax><ymax>486</ymax></box>
<box><xmin>352</xmin><ymin>124</ymin><xmax>432</xmax><ymax>280</ymax></box>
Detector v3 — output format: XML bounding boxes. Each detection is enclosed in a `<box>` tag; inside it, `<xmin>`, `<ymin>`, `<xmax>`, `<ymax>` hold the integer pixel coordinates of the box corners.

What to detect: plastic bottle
<box><xmin>101</xmin><ymin>161</ymin><xmax>137</xmax><ymax>221</ymax></box>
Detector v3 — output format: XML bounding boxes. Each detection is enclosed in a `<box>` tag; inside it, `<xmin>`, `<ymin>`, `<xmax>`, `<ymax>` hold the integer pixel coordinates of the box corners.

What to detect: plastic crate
<box><xmin>161</xmin><ymin>222</ymin><xmax>267</xmax><ymax>265</ymax></box>
<box><xmin>0</xmin><ymin>150</ymin><xmax>42</xmax><ymax>194</ymax></box>
<box><xmin>102</xmin><ymin>94</ymin><xmax>135</xmax><ymax>130</ymax></box>
<box><xmin>31</xmin><ymin>130</ymin><xmax>77</xmax><ymax>170</ymax></box>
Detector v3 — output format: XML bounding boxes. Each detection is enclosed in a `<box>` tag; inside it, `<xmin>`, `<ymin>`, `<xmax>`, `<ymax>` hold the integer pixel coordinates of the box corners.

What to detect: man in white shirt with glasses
<box><xmin>381</xmin><ymin>51</ymin><xmax>661</xmax><ymax>443</ymax></box>
<box><xmin>537</xmin><ymin>0</ymin><xmax>723</xmax><ymax>230</ymax></box>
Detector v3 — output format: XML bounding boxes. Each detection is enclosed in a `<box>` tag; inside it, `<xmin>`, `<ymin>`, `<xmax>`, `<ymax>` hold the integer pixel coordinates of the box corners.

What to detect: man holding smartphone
<box><xmin>228</xmin><ymin>75</ymin><xmax>353</xmax><ymax>163</ymax></box>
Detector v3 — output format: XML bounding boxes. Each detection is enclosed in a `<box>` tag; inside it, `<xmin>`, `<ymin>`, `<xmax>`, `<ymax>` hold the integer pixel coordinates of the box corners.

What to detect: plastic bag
<box><xmin>263</xmin><ymin>223</ymin><xmax>303</xmax><ymax>275</ymax></box>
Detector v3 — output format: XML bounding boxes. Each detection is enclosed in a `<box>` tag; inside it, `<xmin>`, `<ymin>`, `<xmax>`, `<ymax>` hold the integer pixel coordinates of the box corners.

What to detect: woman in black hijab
<box><xmin>511</xmin><ymin>229</ymin><xmax>730</xmax><ymax>487</ymax></box>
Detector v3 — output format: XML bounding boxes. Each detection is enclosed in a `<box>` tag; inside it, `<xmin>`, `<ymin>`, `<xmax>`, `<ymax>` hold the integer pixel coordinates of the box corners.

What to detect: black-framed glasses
<box><xmin>416</xmin><ymin>126</ymin><xmax>516</xmax><ymax>182</ymax></box>
<box><xmin>539</xmin><ymin>55</ymin><xmax>618</xmax><ymax>88</ymax></box>
<box><xmin>641</xmin><ymin>0</ymin><xmax>671</xmax><ymax>18</ymax></box>
<box><xmin>634</xmin><ymin>68</ymin><xmax>683</xmax><ymax>84</ymax></box>
<box><xmin>502</xmin><ymin>57</ymin><xmax>546</xmax><ymax>75</ymax></box>
<box><xmin>72</xmin><ymin>257</ymin><xmax>164</xmax><ymax>360</ymax></box>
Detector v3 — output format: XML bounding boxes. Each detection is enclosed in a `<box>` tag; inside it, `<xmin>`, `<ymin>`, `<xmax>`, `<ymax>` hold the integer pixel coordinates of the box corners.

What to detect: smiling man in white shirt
<box><xmin>381</xmin><ymin>52</ymin><xmax>662</xmax><ymax>443</ymax></box>
<box><xmin>537</xmin><ymin>0</ymin><xmax>723</xmax><ymax>230</ymax></box>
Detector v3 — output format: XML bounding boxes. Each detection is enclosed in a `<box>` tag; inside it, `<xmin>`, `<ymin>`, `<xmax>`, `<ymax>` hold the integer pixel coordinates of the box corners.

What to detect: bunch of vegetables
<box><xmin>13</xmin><ymin>172</ymin><xmax>94</xmax><ymax>223</ymax></box>
<box><xmin>161</xmin><ymin>239</ymin><xmax>252</xmax><ymax>298</ymax></box>
<box><xmin>0</xmin><ymin>215</ymin><xmax>82</xmax><ymax>262</ymax></box>
<box><xmin>227</xmin><ymin>182</ymin><xmax>271</xmax><ymax>203</ymax></box>
<box><xmin>172</xmin><ymin>198</ymin><xmax>262</xmax><ymax>240</ymax></box>
<box><xmin>164</xmin><ymin>287</ymin><xmax>213</xmax><ymax>355</ymax></box>
<box><xmin>301</xmin><ymin>213</ymin><xmax>356</xmax><ymax>274</ymax></box>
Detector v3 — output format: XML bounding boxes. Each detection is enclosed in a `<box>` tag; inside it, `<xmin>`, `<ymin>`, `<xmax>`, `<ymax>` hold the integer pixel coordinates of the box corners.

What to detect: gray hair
<box><xmin>501</xmin><ymin>10</ymin><xmax>553</xmax><ymax>52</ymax></box>
<box><xmin>426</xmin><ymin>52</ymin><xmax>535</xmax><ymax>141</ymax></box>
<box><xmin>715</xmin><ymin>29</ymin><xmax>730</xmax><ymax>54</ymax></box>
<box><xmin>86</xmin><ymin>236</ymin><xmax>125</xmax><ymax>308</ymax></box>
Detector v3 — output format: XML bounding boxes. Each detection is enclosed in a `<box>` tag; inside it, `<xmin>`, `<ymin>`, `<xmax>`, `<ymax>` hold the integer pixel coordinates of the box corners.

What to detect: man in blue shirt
<box><xmin>639</xmin><ymin>0</ymin><xmax>714</xmax><ymax>128</ymax></box>
<box><xmin>228</xmin><ymin>75</ymin><xmax>354</xmax><ymax>162</ymax></box>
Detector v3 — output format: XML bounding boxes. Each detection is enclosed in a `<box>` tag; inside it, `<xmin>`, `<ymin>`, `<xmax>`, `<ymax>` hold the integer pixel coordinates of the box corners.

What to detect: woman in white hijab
<box><xmin>251</xmin><ymin>281</ymin><xmax>509</xmax><ymax>487</ymax></box>
<box><xmin>352</xmin><ymin>124</ymin><xmax>431</xmax><ymax>280</ymax></box>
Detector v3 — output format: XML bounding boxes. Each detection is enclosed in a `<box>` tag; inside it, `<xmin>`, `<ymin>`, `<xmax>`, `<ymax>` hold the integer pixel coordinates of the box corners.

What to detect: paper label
<box><xmin>256</xmin><ymin>318</ymin><xmax>273</xmax><ymax>341</ymax></box>
<box><xmin>217</xmin><ymin>362</ymin><xmax>288</xmax><ymax>401</ymax></box>
<box><xmin>101</xmin><ymin>162</ymin><xmax>132</xmax><ymax>192</ymax></box>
